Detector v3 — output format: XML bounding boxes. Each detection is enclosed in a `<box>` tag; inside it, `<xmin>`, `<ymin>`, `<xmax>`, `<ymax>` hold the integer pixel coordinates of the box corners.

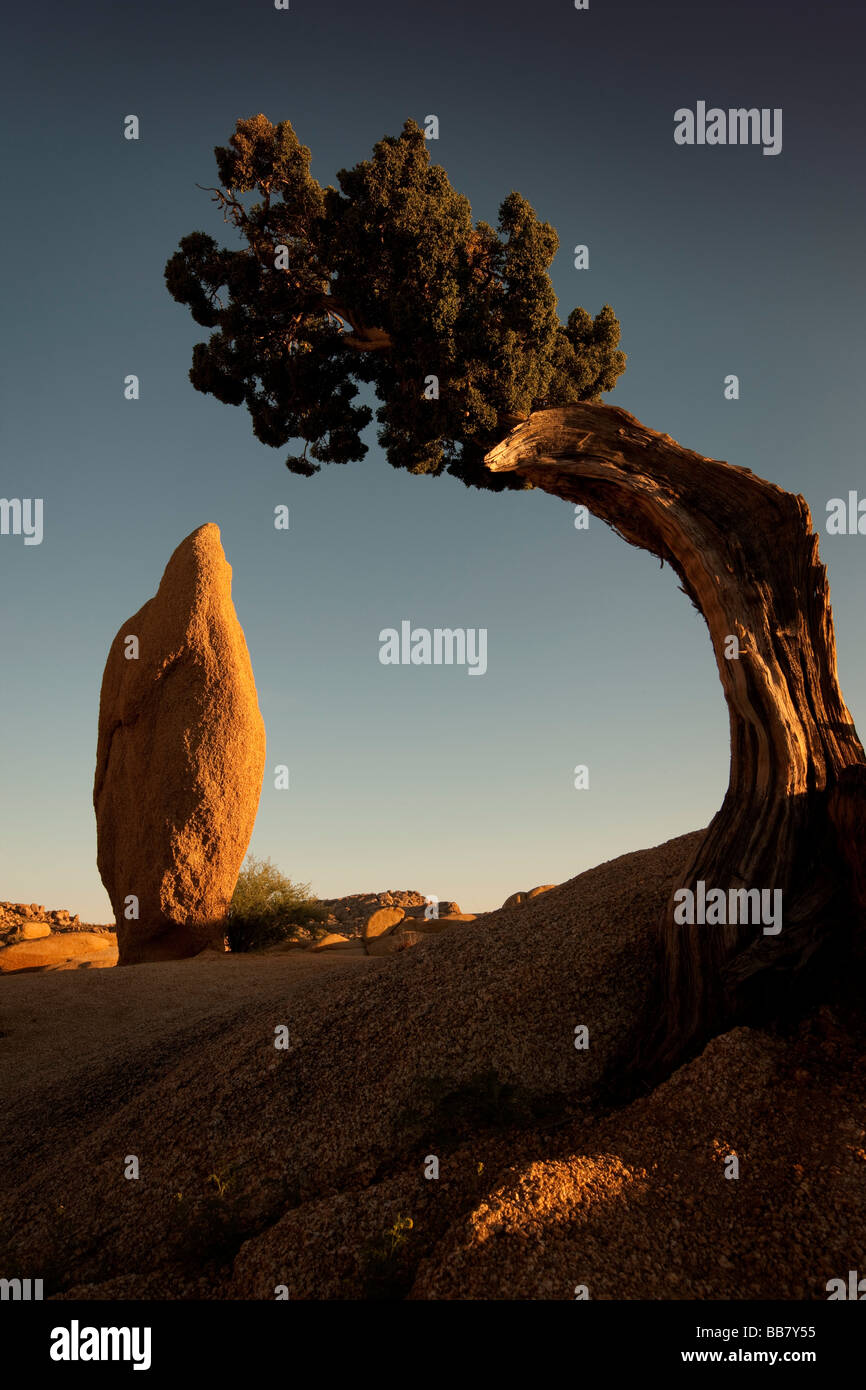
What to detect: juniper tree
<box><xmin>167</xmin><ymin>116</ymin><xmax>866</xmax><ymax>1068</ymax></box>
<box><xmin>165</xmin><ymin>114</ymin><xmax>625</xmax><ymax>490</ymax></box>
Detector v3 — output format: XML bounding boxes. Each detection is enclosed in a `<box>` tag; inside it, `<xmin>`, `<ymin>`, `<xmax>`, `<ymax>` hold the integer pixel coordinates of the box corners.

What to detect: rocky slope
<box><xmin>1</xmin><ymin>829</ymin><xmax>862</xmax><ymax>1300</ymax></box>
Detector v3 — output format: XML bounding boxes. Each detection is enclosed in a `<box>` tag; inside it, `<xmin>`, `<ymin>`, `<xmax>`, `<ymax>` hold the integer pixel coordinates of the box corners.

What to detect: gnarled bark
<box><xmin>485</xmin><ymin>404</ymin><xmax>865</xmax><ymax>1064</ymax></box>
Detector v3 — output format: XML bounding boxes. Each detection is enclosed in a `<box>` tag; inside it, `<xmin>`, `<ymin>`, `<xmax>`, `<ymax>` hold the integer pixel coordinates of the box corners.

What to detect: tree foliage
<box><xmin>166</xmin><ymin>114</ymin><xmax>626</xmax><ymax>490</ymax></box>
<box><xmin>227</xmin><ymin>853</ymin><xmax>325</xmax><ymax>953</ymax></box>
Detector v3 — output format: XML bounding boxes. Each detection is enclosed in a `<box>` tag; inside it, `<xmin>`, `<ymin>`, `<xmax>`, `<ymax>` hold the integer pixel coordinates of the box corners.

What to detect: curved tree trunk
<box><xmin>485</xmin><ymin>404</ymin><xmax>866</xmax><ymax>1066</ymax></box>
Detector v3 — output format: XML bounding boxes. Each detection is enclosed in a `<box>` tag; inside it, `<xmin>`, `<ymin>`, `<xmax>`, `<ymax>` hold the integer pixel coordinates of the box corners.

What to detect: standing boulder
<box><xmin>93</xmin><ymin>523</ymin><xmax>266</xmax><ymax>964</ymax></box>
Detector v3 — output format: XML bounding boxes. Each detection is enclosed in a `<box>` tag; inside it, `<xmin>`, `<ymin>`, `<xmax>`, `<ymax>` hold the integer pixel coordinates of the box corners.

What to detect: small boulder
<box><xmin>365</xmin><ymin>934</ymin><xmax>401</xmax><ymax>957</ymax></box>
<box><xmin>527</xmin><ymin>885</ymin><xmax>556</xmax><ymax>899</ymax></box>
<box><xmin>365</xmin><ymin>926</ymin><xmax>425</xmax><ymax>956</ymax></box>
<box><xmin>18</xmin><ymin>921</ymin><xmax>52</xmax><ymax>940</ymax></box>
<box><xmin>311</xmin><ymin>933</ymin><xmax>363</xmax><ymax>953</ymax></box>
<box><xmin>363</xmin><ymin>907</ymin><xmax>405</xmax><ymax>941</ymax></box>
<box><xmin>501</xmin><ymin>891</ymin><xmax>525</xmax><ymax>910</ymax></box>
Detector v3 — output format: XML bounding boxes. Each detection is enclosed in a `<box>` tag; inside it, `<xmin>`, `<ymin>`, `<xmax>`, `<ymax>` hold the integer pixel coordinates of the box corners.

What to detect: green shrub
<box><xmin>361</xmin><ymin>1215</ymin><xmax>416</xmax><ymax>1300</ymax></box>
<box><xmin>227</xmin><ymin>854</ymin><xmax>327</xmax><ymax>952</ymax></box>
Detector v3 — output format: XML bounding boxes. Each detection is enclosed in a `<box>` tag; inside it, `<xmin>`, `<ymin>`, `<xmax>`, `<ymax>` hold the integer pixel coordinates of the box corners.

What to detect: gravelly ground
<box><xmin>2</xmin><ymin>827</ymin><xmax>861</xmax><ymax>1300</ymax></box>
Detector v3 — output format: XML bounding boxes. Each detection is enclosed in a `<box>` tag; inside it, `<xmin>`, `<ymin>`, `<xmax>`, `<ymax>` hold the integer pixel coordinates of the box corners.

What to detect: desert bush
<box><xmin>361</xmin><ymin>1215</ymin><xmax>416</xmax><ymax>1300</ymax></box>
<box><xmin>227</xmin><ymin>854</ymin><xmax>327</xmax><ymax>952</ymax></box>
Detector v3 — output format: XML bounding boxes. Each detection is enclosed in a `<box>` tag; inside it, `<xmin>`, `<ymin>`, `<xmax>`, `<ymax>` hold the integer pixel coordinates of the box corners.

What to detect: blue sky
<box><xmin>2</xmin><ymin>0</ymin><xmax>864</xmax><ymax>919</ymax></box>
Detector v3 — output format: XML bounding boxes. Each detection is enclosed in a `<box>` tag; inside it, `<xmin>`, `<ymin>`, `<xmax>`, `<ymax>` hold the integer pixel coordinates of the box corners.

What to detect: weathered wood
<box><xmin>485</xmin><ymin>404</ymin><xmax>865</xmax><ymax>1062</ymax></box>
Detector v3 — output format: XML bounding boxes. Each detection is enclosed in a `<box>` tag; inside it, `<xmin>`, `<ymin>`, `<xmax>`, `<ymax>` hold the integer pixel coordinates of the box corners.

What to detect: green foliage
<box><xmin>166</xmin><ymin>114</ymin><xmax>626</xmax><ymax>490</ymax></box>
<box><xmin>361</xmin><ymin>1215</ymin><xmax>416</xmax><ymax>1300</ymax></box>
<box><xmin>227</xmin><ymin>853</ymin><xmax>326</xmax><ymax>952</ymax></box>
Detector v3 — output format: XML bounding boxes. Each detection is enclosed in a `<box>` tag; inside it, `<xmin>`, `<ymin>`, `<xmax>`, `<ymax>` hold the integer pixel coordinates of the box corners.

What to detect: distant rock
<box><xmin>1</xmin><ymin>902</ymin><xmax>84</xmax><ymax>933</ymax></box>
<box><xmin>316</xmin><ymin>892</ymin><xmax>464</xmax><ymax>938</ymax></box>
<box><xmin>365</xmin><ymin>925</ymin><xmax>425</xmax><ymax>956</ymax></box>
<box><xmin>501</xmin><ymin>885</ymin><xmax>556</xmax><ymax>909</ymax></box>
<box><xmin>415</xmin><ymin>915</ymin><xmax>477</xmax><ymax>934</ymax></box>
<box><xmin>93</xmin><ymin>523</ymin><xmax>266</xmax><ymax>965</ymax></box>
<box><xmin>363</xmin><ymin>907</ymin><xmax>405</xmax><ymax>941</ymax></box>
<box><xmin>312</xmin><ymin>933</ymin><xmax>363</xmax><ymax>953</ymax></box>
<box><xmin>18</xmin><ymin>922</ymin><xmax>51</xmax><ymax>940</ymax></box>
<box><xmin>0</xmin><ymin>903</ymin><xmax>107</xmax><ymax>954</ymax></box>
<box><xmin>0</xmin><ymin>932</ymin><xmax>117</xmax><ymax>974</ymax></box>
